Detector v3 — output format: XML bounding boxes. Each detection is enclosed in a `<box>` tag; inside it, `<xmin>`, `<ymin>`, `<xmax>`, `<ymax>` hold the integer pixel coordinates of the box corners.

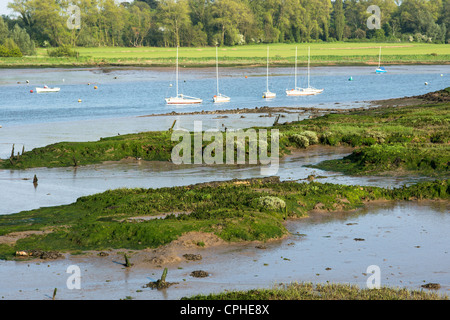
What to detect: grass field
<box><xmin>1</xmin><ymin>42</ymin><xmax>449</xmax><ymax>68</ymax></box>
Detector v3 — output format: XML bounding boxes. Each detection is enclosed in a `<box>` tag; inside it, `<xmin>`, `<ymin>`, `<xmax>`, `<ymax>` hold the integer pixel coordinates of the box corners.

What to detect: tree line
<box><xmin>0</xmin><ymin>0</ymin><xmax>448</xmax><ymax>55</ymax></box>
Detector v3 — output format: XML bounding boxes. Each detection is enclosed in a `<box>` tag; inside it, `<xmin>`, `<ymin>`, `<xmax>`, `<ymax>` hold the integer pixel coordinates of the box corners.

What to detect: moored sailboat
<box><xmin>213</xmin><ymin>46</ymin><xmax>230</xmax><ymax>103</ymax></box>
<box><xmin>166</xmin><ymin>47</ymin><xmax>203</xmax><ymax>105</ymax></box>
<box><xmin>286</xmin><ymin>46</ymin><xmax>323</xmax><ymax>96</ymax></box>
<box><xmin>375</xmin><ymin>46</ymin><xmax>387</xmax><ymax>73</ymax></box>
<box><xmin>263</xmin><ymin>46</ymin><xmax>276</xmax><ymax>99</ymax></box>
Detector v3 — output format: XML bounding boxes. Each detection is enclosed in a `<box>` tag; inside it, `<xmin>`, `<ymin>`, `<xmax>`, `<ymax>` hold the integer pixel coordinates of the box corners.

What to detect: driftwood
<box><xmin>143</xmin><ymin>268</ymin><xmax>178</xmax><ymax>290</ymax></box>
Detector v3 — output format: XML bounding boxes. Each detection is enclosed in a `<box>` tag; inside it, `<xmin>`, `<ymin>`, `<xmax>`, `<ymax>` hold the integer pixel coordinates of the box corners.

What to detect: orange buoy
<box><xmin>30</xmin><ymin>90</ymin><xmax>33</xmax><ymax>93</ymax></box>
<box><xmin>245</xmin><ymin>76</ymin><xmax>248</xmax><ymax>78</ymax></box>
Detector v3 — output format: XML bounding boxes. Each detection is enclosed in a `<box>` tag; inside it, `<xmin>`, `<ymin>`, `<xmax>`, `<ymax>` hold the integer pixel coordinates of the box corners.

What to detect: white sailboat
<box><xmin>213</xmin><ymin>46</ymin><xmax>230</xmax><ymax>103</ymax></box>
<box><xmin>375</xmin><ymin>46</ymin><xmax>387</xmax><ymax>73</ymax></box>
<box><xmin>286</xmin><ymin>46</ymin><xmax>323</xmax><ymax>96</ymax></box>
<box><xmin>263</xmin><ymin>46</ymin><xmax>276</xmax><ymax>99</ymax></box>
<box><xmin>165</xmin><ymin>47</ymin><xmax>203</xmax><ymax>105</ymax></box>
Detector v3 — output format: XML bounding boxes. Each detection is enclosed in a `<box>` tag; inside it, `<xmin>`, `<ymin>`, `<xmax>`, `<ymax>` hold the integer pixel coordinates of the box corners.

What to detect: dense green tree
<box><xmin>11</xmin><ymin>23</ymin><xmax>36</xmax><ymax>55</ymax></box>
<box><xmin>0</xmin><ymin>16</ymin><xmax>9</xmax><ymax>44</ymax></box>
<box><xmin>156</xmin><ymin>0</ymin><xmax>192</xmax><ymax>47</ymax></box>
<box><xmin>438</xmin><ymin>0</ymin><xmax>450</xmax><ymax>41</ymax></box>
<box><xmin>3</xmin><ymin>0</ymin><xmax>449</xmax><ymax>46</ymax></box>
<box><xmin>123</xmin><ymin>1</ymin><xmax>153</xmax><ymax>47</ymax></box>
<box><xmin>208</xmin><ymin>0</ymin><xmax>256</xmax><ymax>45</ymax></box>
<box><xmin>334</xmin><ymin>0</ymin><xmax>346</xmax><ymax>40</ymax></box>
<box><xmin>0</xmin><ymin>38</ymin><xmax>22</xmax><ymax>56</ymax></box>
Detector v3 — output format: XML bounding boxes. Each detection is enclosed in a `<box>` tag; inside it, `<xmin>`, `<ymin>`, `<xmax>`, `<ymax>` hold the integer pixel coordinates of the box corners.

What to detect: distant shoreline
<box><xmin>1</xmin><ymin>59</ymin><xmax>449</xmax><ymax>69</ymax></box>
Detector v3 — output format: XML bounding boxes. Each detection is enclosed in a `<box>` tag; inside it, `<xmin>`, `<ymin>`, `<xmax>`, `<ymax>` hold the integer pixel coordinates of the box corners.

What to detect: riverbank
<box><xmin>0</xmin><ymin>177</ymin><xmax>448</xmax><ymax>261</ymax></box>
<box><xmin>1</xmin><ymin>43</ymin><xmax>449</xmax><ymax>69</ymax></box>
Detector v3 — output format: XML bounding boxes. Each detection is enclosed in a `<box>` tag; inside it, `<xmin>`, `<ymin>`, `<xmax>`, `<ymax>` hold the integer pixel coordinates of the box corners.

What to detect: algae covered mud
<box><xmin>0</xmin><ymin>198</ymin><xmax>448</xmax><ymax>300</ymax></box>
<box><xmin>0</xmin><ymin>82</ymin><xmax>449</xmax><ymax>299</ymax></box>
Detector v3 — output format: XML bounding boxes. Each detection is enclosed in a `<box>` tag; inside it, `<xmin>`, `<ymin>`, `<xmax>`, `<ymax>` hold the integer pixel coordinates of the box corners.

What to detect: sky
<box><xmin>0</xmin><ymin>0</ymin><xmax>13</xmax><ymax>16</ymax></box>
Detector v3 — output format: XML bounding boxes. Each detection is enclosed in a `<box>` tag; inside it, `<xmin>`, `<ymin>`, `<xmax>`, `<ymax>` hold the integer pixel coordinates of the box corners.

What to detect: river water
<box><xmin>0</xmin><ymin>201</ymin><xmax>448</xmax><ymax>300</ymax></box>
<box><xmin>0</xmin><ymin>65</ymin><xmax>448</xmax><ymax>299</ymax></box>
<box><xmin>0</xmin><ymin>65</ymin><xmax>448</xmax><ymax>157</ymax></box>
<box><xmin>0</xmin><ymin>65</ymin><xmax>448</xmax><ymax>127</ymax></box>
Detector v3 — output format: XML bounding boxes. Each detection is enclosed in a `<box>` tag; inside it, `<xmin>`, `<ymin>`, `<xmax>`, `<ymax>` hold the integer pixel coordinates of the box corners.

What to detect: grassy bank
<box><xmin>185</xmin><ymin>282</ymin><xmax>448</xmax><ymax>300</ymax></box>
<box><xmin>1</xmin><ymin>131</ymin><xmax>175</xmax><ymax>169</ymax></box>
<box><xmin>2</xmin><ymin>90</ymin><xmax>449</xmax><ymax>178</ymax></box>
<box><xmin>300</xmin><ymin>90</ymin><xmax>449</xmax><ymax>176</ymax></box>
<box><xmin>0</xmin><ymin>177</ymin><xmax>448</xmax><ymax>260</ymax></box>
<box><xmin>1</xmin><ymin>43</ymin><xmax>449</xmax><ymax>68</ymax></box>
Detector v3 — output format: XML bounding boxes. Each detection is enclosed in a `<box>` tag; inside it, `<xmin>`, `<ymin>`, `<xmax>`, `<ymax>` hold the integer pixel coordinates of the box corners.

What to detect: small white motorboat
<box><xmin>36</xmin><ymin>85</ymin><xmax>60</xmax><ymax>93</ymax></box>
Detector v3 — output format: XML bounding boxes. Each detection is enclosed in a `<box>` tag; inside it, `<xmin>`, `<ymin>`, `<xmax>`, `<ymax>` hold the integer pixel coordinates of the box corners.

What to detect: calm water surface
<box><xmin>0</xmin><ymin>65</ymin><xmax>448</xmax><ymax>126</ymax></box>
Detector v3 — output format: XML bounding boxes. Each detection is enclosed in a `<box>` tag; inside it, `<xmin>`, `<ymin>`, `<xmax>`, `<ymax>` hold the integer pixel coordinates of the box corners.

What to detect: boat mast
<box><xmin>294</xmin><ymin>47</ymin><xmax>297</xmax><ymax>89</ymax></box>
<box><xmin>307</xmin><ymin>46</ymin><xmax>310</xmax><ymax>88</ymax></box>
<box><xmin>216</xmin><ymin>46</ymin><xmax>219</xmax><ymax>95</ymax></box>
<box><xmin>378</xmin><ymin>46</ymin><xmax>381</xmax><ymax>68</ymax></box>
<box><xmin>176</xmin><ymin>46</ymin><xmax>179</xmax><ymax>96</ymax></box>
<box><xmin>266</xmin><ymin>46</ymin><xmax>269</xmax><ymax>92</ymax></box>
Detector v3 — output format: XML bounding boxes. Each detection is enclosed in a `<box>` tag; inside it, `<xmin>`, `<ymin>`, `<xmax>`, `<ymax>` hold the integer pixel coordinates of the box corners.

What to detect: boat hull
<box><xmin>213</xmin><ymin>94</ymin><xmax>230</xmax><ymax>103</ymax></box>
<box><xmin>286</xmin><ymin>88</ymin><xmax>323</xmax><ymax>96</ymax></box>
<box><xmin>165</xmin><ymin>97</ymin><xmax>203</xmax><ymax>105</ymax></box>
<box><xmin>36</xmin><ymin>88</ymin><xmax>60</xmax><ymax>93</ymax></box>
<box><xmin>263</xmin><ymin>91</ymin><xmax>276</xmax><ymax>99</ymax></box>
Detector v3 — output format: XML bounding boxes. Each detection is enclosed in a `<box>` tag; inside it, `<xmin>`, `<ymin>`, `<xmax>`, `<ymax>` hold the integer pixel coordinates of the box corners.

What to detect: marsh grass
<box><xmin>274</xmin><ymin>99</ymin><xmax>449</xmax><ymax>176</ymax></box>
<box><xmin>0</xmin><ymin>178</ymin><xmax>447</xmax><ymax>259</ymax></box>
<box><xmin>185</xmin><ymin>282</ymin><xmax>448</xmax><ymax>300</ymax></box>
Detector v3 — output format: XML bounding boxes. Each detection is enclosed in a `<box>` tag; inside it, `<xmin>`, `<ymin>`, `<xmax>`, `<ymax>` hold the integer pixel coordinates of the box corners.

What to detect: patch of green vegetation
<box><xmin>184</xmin><ymin>282</ymin><xmax>448</xmax><ymax>300</ymax></box>
<box><xmin>0</xmin><ymin>178</ymin><xmax>447</xmax><ymax>260</ymax></box>
<box><xmin>276</xmin><ymin>99</ymin><xmax>449</xmax><ymax>176</ymax></box>
<box><xmin>313</xmin><ymin>144</ymin><xmax>449</xmax><ymax>176</ymax></box>
<box><xmin>2</xmin><ymin>131</ymin><xmax>175</xmax><ymax>169</ymax></box>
